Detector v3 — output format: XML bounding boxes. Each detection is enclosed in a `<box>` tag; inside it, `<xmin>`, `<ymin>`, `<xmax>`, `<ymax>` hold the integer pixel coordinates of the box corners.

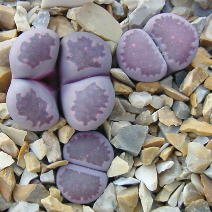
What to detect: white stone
<box><xmin>135</xmin><ymin>164</ymin><xmax>158</xmax><ymax>191</ymax></box>
<box><xmin>93</xmin><ymin>183</ymin><xmax>117</xmax><ymax>212</ymax></box>
<box><xmin>30</xmin><ymin>138</ymin><xmax>47</xmax><ymax>160</ymax></box>
<box><xmin>110</xmin><ymin>68</ymin><xmax>135</xmax><ymax>87</ymax></box>
<box><xmin>0</xmin><ymin>123</ymin><xmax>27</xmax><ymax>146</ymax></box>
<box><xmin>129</xmin><ymin>92</ymin><xmax>152</xmax><ymax>108</ymax></box>
<box><xmin>14</xmin><ymin>6</ymin><xmax>30</xmax><ymax>32</ymax></box>
<box><xmin>95</xmin><ymin>0</ymin><xmax>114</xmax><ymax>4</ymax></box>
<box><xmin>32</xmin><ymin>10</ymin><xmax>50</xmax><ymax>28</ymax></box>
<box><xmin>121</xmin><ymin>0</ymin><xmax>138</xmax><ymax>10</ymax></box>
<box><xmin>156</xmin><ymin>161</ymin><xmax>174</xmax><ymax>174</ymax></box>
<box><xmin>129</xmin><ymin>0</ymin><xmax>165</xmax><ymax>27</ymax></box>
<box><xmin>40</xmin><ymin>170</ymin><xmax>55</xmax><ymax>184</ymax></box>
<box><xmin>0</xmin><ymin>151</ymin><xmax>14</xmax><ymax>171</ymax></box>
<box><xmin>19</xmin><ymin>169</ymin><xmax>38</xmax><ymax>185</ymax></box>
<box><xmin>8</xmin><ymin>201</ymin><xmax>39</xmax><ymax>212</ymax></box>
<box><xmin>139</xmin><ymin>182</ymin><xmax>153</xmax><ymax>212</ymax></box>
<box><xmin>191</xmin><ymin>17</ymin><xmax>207</xmax><ymax>35</ymax></box>
<box><xmin>191</xmin><ymin>174</ymin><xmax>204</xmax><ymax>194</ymax></box>
<box><xmin>204</xmin><ymin>165</ymin><xmax>212</xmax><ymax>179</ymax></box>
<box><xmin>150</xmin><ymin>96</ymin><xmax>164</xmax><ymax>109</ymax></box>
<box><xmin>0</xmin><ymin>103</ymin><xmax>9</xmax><ymax>119</ymax></box>
<box><xmin>42</xmin><ymin>132</ymin><xmax>61</xmax><ymax>163</ymax></box>
<box><xmin>113</xmin><ymin>177</ymin><xmax>140</xmax><ymax>186</ymax></box>
<box><xmin>41</xmin><ymin>0</ymin><xmax>93</xmax><ymax>8</ymax></box>
<box><xmin>168</xmin><ymin>183</ymin><xmax>185</xmax><ymax>207</ymax></box>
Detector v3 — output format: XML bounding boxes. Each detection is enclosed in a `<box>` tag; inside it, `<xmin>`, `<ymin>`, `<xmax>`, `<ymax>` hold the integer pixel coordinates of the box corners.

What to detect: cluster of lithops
<box><xmin>56</xmin><ymin>131</ymin><xmax>114</xmax><ymax>204</ymax></box>
<box><xmin>7</xmin><ymin>28</ymin><xmax>60</xmax><ymax>131</ymax></box>
<box><xmin>60</xmin><ymin>32</ymin><xmax>115</xmax><ymax>131</ymax></box>
<box><xmin>6</xmin><ymin>29</ymin><xmax>115</xmax><ymax>131</ymax></box>
<box><xmin>117</xmin><ymin>13</ymin><xmax>199</xmax><ymax>82</ymax></box>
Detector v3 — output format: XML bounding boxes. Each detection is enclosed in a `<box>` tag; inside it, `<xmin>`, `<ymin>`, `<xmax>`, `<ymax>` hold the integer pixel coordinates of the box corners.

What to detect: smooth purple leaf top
<box><xmin>63</xmin><ymin>131</ymin><xmax>114</xmax><ymax>171</ymax></box>
<box><xmin>116</xmin><ymin>29</ymin><xmax>167</xmax><ymax>82</ymax></box>
<box><xmin>9</xmin><ymin>28</ymin><xmax>60</xmax><ymax>80</ymax></box>
<box><xmin>61</xmin><ymin>76</ymin><xmax>115</xmax><ymax>131</ymax></box>
<box><xmin>6</xmin><ymin>79</ymin><xmax>59</xmax><ymax>131</ymax></box>
<box><xmin>144</xmin><ymin>13</ymin><xmax>199</xmax><ymax>73</ymax></box>
<box><xmin>56</xmin><ymin>164</ymin><xmax>108</xmax><ymax>204</ymax></box>
<box><xmin>60</xmin><ymin>32</ymin><xmax>112</xmax><ymax>84</ymax></box>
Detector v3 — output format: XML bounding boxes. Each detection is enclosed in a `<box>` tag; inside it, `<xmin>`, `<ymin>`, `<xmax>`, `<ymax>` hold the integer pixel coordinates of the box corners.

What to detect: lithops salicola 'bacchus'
<box><xmin>56</xmin><ymin>131</ymin><xmax>114</xmax><ymax>204</ymax></box>
<box><xmin>60</xmin><ymin>32</ymin><xmax>115</xmax><ymax>131</ymax></box>
<box><xmin>9</xmin><ymin>28</ymin><xmax>60</xmax><ymax>79</ymax></box>
<box><xmin>144</xmin><ymin>13</ymin><xmax>199</xmax><ymax>73</ymax></box>
<box><xmin>116</xmin><ymin>29</ymin><xmax>168</xmax><ymax>82</ymax></box>
<box><xmin>7</xmin><ymin>28</ymin><xmax>60</xmax><ymax>131</ymax></box>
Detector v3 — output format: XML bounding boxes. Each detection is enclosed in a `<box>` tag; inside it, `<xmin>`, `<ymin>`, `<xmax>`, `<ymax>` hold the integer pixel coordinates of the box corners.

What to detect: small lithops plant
<box><xmin>7</xmin><ymin>28</ymin><xmax>60</xmax><ymax>131</ymax></box>
<box><xmin>60</xmin><ymin>32</ymin><xmax>115</xmax><ymax>131</ymax></box>
<box><xmin>116</xmin><ymin>29</ymin><xmax>168</xmax><ymax>82</ymax></box>
<box><xmin>56</xmin><ymin>131</ymin><xmax>114</xmax><ymax>204</ymax></box>
<box><xmin>144</xmin><ymin>13</ymin><xmax>199</xmax><ymax>73</ymax></box>
<box><xmin>117</xmin><ymin>13</ymin><xmax>199</xmax><ymax>81</ymax></box>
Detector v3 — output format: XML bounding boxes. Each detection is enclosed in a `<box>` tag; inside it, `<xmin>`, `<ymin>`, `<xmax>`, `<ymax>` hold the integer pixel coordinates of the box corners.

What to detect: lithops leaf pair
<box><xmin>60</xmin><ymin>32</ymin><xmax>115</xmax><ymax>131</ymax></box>
<box><xmin>7</xmin><ymin>28</ymin><xmax>60</xmax><ymax>131</ymax></box>
<box><xmin>56</xmin><ymin>131</ymin><xmax>114</xmax><ymax>204</ymax></box>
<box><xmin>117</xmin><ymin>13</ymin><xmax>199</xmax><ymax>82</ymax></box>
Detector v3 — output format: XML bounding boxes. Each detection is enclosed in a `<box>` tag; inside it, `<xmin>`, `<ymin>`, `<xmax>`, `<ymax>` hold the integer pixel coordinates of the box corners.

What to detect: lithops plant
<box><xmin>116</xmin><ymin>29</ymin><xmax>167</xmax><ymax>82</ymax></box>
<box><xmin>9</xmin><ymin>28</ymin><xmax>60</xmax><ymax>79</ymax></box>
<box><xmin>144</xmin><ymin>13</ymin><xmax>199</xmax><ymax>73</ymax></box>
<box><xmin>7</xmin><ymin>28</ymin><xmax>60</xmax><ymax>131</ymax></box>
<box><xmin>63</xmin><ymin>131</ymin><xmax>114</xmax><ymax>171</ymax></box>
<box><xmin>117</xmin><ymin>13</ymin><xmax>199</xmax><ymax>81</ymax></box>
<box><xmin>60</xmin><ymin>32</ymin><xmax>115</xmax><ymax>131</ymax></box>
<box><xmin>56</xmin><ymin>131</ymin><xmax>114</xmax><ymax>204</ymax></box>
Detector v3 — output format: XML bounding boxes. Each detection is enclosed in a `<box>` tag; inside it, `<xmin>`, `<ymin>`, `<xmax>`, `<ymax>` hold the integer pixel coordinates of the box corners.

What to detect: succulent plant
<box><xmin>7</xmin><ymin>28</ymin><xmax>60</xmax><ymax>131</ymax></box>
<box><xmin>117</xmin><ymin>13</ymin><xmax>199</xmax><ymax>81</ymax></box>
<box><xmin>116</xmin><ymin>29</ymin><xmax>167</xmax><ymax>82</ymax></box>
<box><xmin>60</xmin><ymin>32</ymin><xmax>115</xmax><ymax>131</ymax></box>
<box><xmin>57</xmin><ymin>131</ymin><xmax>113</xmax><ymax>204</ymax></box>
<box><xmin>63</xmin><ymin>131</ymin><xmax>114</xmax><ymax>171</ymax></box>
<box><xmin>56</xmin><ymin>164</ymin><xmax>108</xmax><ymax>204</ymax></box>
<box><xmin>144</xmin><ymin>13</ymin><xmax>199</xmax><ymax>73</ymax></box>
<box><xmin>9</xmin><ymin>28</ymin><xmax>60</xmax><ymax>80</ymax></box>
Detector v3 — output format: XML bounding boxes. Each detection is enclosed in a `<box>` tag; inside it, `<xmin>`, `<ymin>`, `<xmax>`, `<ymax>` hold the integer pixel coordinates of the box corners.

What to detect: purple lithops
<box><xmin>144</xmin><ymin>13</ymin><xmax>199</xmax><ymax>73</ymax></box>
<box><xmin>7</xmin><ymin>28</ymin><xmax>60</xmax><ymax>131</ymax></box>
<box><xmin>116</xmin><ymin>29</ymin><xmax>167</xmax><ymax>82</ymax></box>
<box><xmin>56</xmin><ymin>131</ymin><xmax>114</xmax><ymax>204</ymax></box>
<box><xmin>117</xmin><ymin>13</ymin><xmax>199</xmax><ymax>81</ymax></box>
<box><xmin>63</xmin><ymin>131</ymin><xmax>114</xmax><ymax>171</ymax></box>
<box><xmin>60</xmin><ymin>32</ymin><xmax>115</xmax><ymax>131</ymax></box>
<box><xmin>9</xmin><ymin>28</ymin><xmax>60</xmax><ymax>80</ymax></box>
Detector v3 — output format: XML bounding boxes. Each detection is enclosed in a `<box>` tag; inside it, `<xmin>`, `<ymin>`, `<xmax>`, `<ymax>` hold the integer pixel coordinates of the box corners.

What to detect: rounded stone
<box><xmin>9</xmin><ymin>28</ymin><xmax>60</xmax><ymax>80</ymax></box>
<box><xmin>144</xmin><ymin>13</ymin><xmax>199</xmax><ymax>73</ymax></box>
<box><xmin>63</xmin><ymin>131</ymin><xmax>114</xmax><ymax>171</ymax></box>
<box><xmin>116</xmin><ymin>29</ymin><xmax>167</xmax><ymax>82</ymax></box>
<box><xmin>6</xmin><ymin>79</ymin><xmax>59</xmax><ymax>131</ymax></box>
<box><xmin>60</xmin><ymin>32</ymin><xmax>112</xmax><ymax>85</ymax></box>
<box><xmin>61</xmin><ymin>76</ymin><xmax>115</xmax><ymax>131</ymax></box>
<box><xmin>56</xmin><ymin>164</ymin><xmax>108</xmax><ymax>204</ymax></box>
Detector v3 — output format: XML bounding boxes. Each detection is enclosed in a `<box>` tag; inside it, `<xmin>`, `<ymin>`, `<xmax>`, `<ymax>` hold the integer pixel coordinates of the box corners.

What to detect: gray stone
<box><xmin>185</xmin><ymin>199</ymin><xmax>211</xmax><ymax>212</ymax></box>
<box><xmin>174</xmin><ymin>70</ymin><xmax>188</xmax><ymax>87</ymax></box>
<box><xmin>40</xmin><ymin>170</ymin><xmax>55</xmax><ymax>184</ymax></box>
<box><xmin>193</xmin><ymin>136</ymin><xmax>209</xmax><ymax>145</ymax></box>
<box><xmin>93</xmin><ymin>183</ymin><xmax>117</xmax><ymax>212</ymax></box>
<box><xmin>162</xmin><ymin>0</ymin><xmax>173</xmax><ymax>13</ymax></box>
<box><xmin>19</xmin><ymin>169</ymin><xmax>38</xmax><ymax>185</ymax></box>
<box><xmin>171</xmin><ymin>0</ymin><xmax>193</xmax><ymax>6</ymax></box>
<box><xmin>158</xmin><ymin>123</ymin><xmax>179</xmax><ymax>138</ymax></box>
<box><xmin>172</xmin><ymin>101</ymin><xmax>190</xmax><ymax>120</ymax></box>
<box><xmin>194</xmin><ymin>0</ymin><xmax>212</xmax><ymax>9</ymax></box>
<box><xmin>171</xmin><ymin>6</ymin><xmax>191</xmax><ymax>18</ymax></box>
<box><xmin>204</xmin><ymin>165</ymin><xmax>212</xmax><ymax>179</ymax></box>
<box><xmin>194</xmin><ymin>85</ymin><xmax>209</xmax><ymax>105</ymax></box>
<box><xmin>135</xmin><ymin>110</ymin><xmax>156</xmax><ymax>125</ymax></box>
<box><xmin>150</xmin><ymin>96</ymin><xmax>164</xmax><ymax>109</ymax></box>
<box><xmin>160</xmin><ymin>75</ymin><xmax>173</xmax><ymax>87</ymax></box>
<box><xmin>129</xmin><ymin>92</ymin><xmax>152</xmax><ymax>109</ymax></box>
<box><xmin>112</xmin><ymin>1</ymin><xmax>125</xmax><ymax>18</ymax></box>
<box><xmin>191</xmin><ymin>17</ymin><xmax>207</xmax><ymax>35</ymax></box>
<box><xmin>152</xmin><ymin>206</ymin><xmax>181</xmax><ymax>212</ymax></box>
<box><xmin>129</xmin><ymin>0</ymin><xmax>165</xmax><ymax>27</ymax></box>
<box><xmin>32</xmin><ymin>10</ymin><xmax>50</xmax><ymax>28</ymax></box>
<box><xmin>0</xmin><ymin>194</ymin><xmax>13</xmax><ymax>211</ymax></box>
<box><xmin>8</xmin><ymin>201</ymin><xmax>39</xmax><ymax>212</ymax></box>
<box><xmin>111</xmin><ymin>121</ymin><xmax>131</xmax><ymax>137</ymax></box>
<box><xmin>110</xmin><ymin>125</ymin><xmax>148</xmax><ymax>156</ymax></box>
<box><xmin>120</xmin><ymin>99</ymin><xmax>143</xmax><ymax>114</ymax></box>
